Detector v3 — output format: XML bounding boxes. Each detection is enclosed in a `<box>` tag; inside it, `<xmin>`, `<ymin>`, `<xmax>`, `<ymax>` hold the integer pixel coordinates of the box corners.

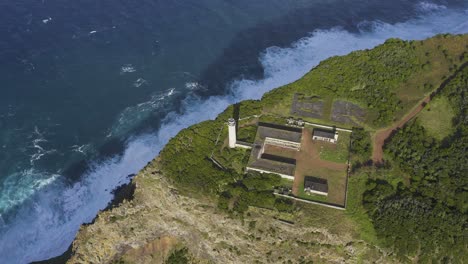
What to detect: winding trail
<box><xmin>371</xmin><ymin>97</ymin><xmax>430</xmax><ymax>164</ymax></box>
<box><xmin>372</xmin><ymin>62</ymin><xmax>467</xmax><ymax>164</ymax></box>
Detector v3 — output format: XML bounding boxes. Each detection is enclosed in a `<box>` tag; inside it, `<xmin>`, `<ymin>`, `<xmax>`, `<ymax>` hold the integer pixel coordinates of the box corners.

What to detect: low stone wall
<box><xmin>246</xmin><ymin>167</ymin><xmax>295</xmax><ymax>180</ymax></box>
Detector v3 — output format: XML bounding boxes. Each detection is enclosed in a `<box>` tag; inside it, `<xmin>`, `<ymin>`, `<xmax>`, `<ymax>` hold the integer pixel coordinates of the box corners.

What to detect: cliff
<box><xmin>68</xmin><ymin>34</ymin><xmax>468</xmax><ymax>263</ymax></box>
<box><xmin>69</xmin><ymin>159</ymin><xmax>387</xmax><ymax>263</ymax></box>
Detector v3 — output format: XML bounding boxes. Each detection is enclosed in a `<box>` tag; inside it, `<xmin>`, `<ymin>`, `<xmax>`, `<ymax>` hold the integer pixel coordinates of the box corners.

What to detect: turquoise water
<box><xmin>0</xmin><ymin>0</ymin><xmax>467</xmax><ymax>262</ymax></box>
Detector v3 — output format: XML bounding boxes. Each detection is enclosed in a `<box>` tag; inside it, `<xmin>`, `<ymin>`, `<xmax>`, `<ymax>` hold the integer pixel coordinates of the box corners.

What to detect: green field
<box><xmin>294</xmin><ymin>166</ymin><xmax>348</xmax><ymax>206</ymax></box>
<box><xmin>237</xmin><ymin>125</ymin><xmax>258</xmax><ymax>143</ymax></box>
<box><xmin>318</xmin><ymin>131</ymin><xmax>351</xmax><ymax>163</ymax></box>
<box><xmin>262</xmin><ymin>35</ymin><xmax>468</xmax><ymax>128</ymax></box>
<box><xmin>418</xmin><ymin>96</ymin><xmax>455</xmax><ymax>140</ymax></box>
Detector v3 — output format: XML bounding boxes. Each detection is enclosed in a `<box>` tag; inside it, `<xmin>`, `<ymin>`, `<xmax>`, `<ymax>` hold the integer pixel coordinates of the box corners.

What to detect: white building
<box><xmin>312</xmin><ymin>128</ymin><xmax>339</xmax><ymax>144</ymax></box>
<box><xmin>228</xmin><ymin>118</ymin><xmax>237</xmax><ymax>148</ymax></box>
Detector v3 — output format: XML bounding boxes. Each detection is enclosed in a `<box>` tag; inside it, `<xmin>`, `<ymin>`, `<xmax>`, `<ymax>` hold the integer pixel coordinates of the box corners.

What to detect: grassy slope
<box><xmin>373</xmin><ymin>65</ymin><xmax>468</xmax><ymax>262</ymax></box>
<box><xmin>156</xmin><ymin>34</ymin><xmax>468</xmax><ymax>262</ymax></box>
<box><xmin>262</xmin><ymin>34</ymin><xmax>468</xmax><ymax>129</ymax></box>
<box><xmin>418</xmin><ymin>96</ymin><xmax>455</xmax><ymax>140</ymax></box>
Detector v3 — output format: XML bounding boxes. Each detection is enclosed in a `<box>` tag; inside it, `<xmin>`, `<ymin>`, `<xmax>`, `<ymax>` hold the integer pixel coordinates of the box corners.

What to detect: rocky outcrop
<box><xmin>68</xmin><ymin>158</ymin><xmax>388</xmax><ymax>263</ymax></box>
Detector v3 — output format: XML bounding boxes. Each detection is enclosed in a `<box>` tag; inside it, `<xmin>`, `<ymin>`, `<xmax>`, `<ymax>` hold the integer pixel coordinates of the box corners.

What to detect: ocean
<box><xmin>0</xmin><ymin>0</ymin><xmax>467</xmax><ymax>262</ymax></box>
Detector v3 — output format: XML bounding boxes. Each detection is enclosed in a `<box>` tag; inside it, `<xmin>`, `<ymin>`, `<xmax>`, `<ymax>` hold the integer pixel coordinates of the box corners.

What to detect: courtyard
<box><xmin>246</xmin><ymin>122</ymin><xmax>351</xmax><ymax>207</ymax></box>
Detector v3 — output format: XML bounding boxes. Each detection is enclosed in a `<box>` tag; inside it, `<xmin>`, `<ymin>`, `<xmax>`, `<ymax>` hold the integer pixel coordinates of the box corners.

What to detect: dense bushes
<box><xmin>363</xmin><ymin>66</ymin><xmax>468</xmax><ymax>261</ymax></box>
<box><xmin>386</xmin><ymin>67</ymin><xmax>467</xmax><ymax>210</ymax></box>
<box><xmin>218</xmin><ymin>172</ymin><xmax>293</xmax><ymax>214</ymax></box>
<box><xmin>166</xmin><ymin>248</ymin><xmax>189</xmax><ymax>264</ymax></box>
<box><xmin>349</xmin><ymin>128</ymin><xmax>371</xmax><ymax>165</ymax></box>
<box><xmin>237</xmin><ymin>125</ymin><xmax>257</xmax><ymax>143</ymax></box>
<box><xmin>159</xmin><ymin>120</ymin><xmax>238</xmax><ymax>192</ymax></box>
<box><xmin>363</xmin><ymin>180</ymin><xmax>467</xmax><ymax>262</ymax></box>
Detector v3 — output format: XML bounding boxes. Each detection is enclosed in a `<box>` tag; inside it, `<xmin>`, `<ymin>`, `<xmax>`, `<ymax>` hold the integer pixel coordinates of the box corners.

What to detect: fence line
<box><xmin>274</xmin><ymin>193</ymin><xmax>345</xmax><ymax>210</ymax></box>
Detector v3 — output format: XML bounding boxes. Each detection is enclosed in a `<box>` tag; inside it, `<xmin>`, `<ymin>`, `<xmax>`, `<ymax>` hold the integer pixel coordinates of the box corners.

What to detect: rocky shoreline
<box><xmin>64</xmin><ymin>158</ymin><xmax>387</xmax><ymax>263</ymax></box>
<box><xmin>34</xmin><ymin>175</ymin><xmax>138</xmax><ymax>264</ymax></box>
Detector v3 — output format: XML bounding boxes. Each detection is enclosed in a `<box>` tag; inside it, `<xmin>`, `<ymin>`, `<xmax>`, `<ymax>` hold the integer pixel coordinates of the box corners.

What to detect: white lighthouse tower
<box><xmin>228</xmin><ymin>118</ymin><xmax>237</xmax><ymax>148</ymax></box>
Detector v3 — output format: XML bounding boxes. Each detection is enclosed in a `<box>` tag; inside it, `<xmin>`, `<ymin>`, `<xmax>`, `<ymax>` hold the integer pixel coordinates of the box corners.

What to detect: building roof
<box><xmin>304</xmin><ymin>176</ymin><xmax>328</xmax><ymax>193</ymax></box>
<box><xmin>312</xmin><ymin>128</ymin><xmax>335</xmax><ymax>139</ymax></box>
<box><xmin>257</xmin><ymin>122</ymin><xmax>302</xmax><ymax>143</ymax></box>
<box><xmin>261</xmin><ymin>153</ymin><xmax>296</xmax><ymax>165</ymax></box>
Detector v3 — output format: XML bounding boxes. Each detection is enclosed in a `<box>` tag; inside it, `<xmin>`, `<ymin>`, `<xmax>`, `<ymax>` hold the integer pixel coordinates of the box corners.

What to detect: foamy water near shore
<box><xmin>0</xmin><ymin>2</ymin><xmax>467</xmax><ymax>263</ymax></box>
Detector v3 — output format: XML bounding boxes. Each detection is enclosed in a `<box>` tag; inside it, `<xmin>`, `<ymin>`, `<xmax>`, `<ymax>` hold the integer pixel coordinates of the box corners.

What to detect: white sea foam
<box><xmin>120</xmin><ymin>64</ymin><xmax>136</xmax><ymax>74</ymax></box>
<box><xmin>70</xmin><ymin>144</ymin><xmax>91</xmax><ymax>155</ymax></box>
<box><xmin>0</xmin><ymin>169</ymin><xmax>59</xmax><ymax>213</ymax></box>
<box><xmin>42</xmin><ymin>17</ymin><xmax>52</xmax><ymax>24</ymax></box>
<box><xmin>133</xmin><ymin>78</ymin><xmax>147</xmax><ymax>88</ymax></box>
<box><xmin>417</xmin><ymin>1</ymin><xmax>447</xmax><ymax>12</ymax></box>
<box><xmin>28</xmin><ymin>127</ymin><xmax>56</xmax><ymax>165</ymax></box>
<box><xmin>107</xmin><ymin>88</ymin><xmax>177</xmax><ymax>138</ymax></box>
<box><xmin>185</xmin><ymin>81</ymin><xmax>201</xmax><ymax>90</ymax></box>
<box><xmin>1</xmin><ymin>5</ymin><xmax>467</xmax><ymax>263</ymax></box>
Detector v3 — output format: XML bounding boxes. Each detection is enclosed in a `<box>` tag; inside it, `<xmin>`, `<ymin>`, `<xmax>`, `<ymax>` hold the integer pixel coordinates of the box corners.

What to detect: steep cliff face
<box><xmin>69</xmin><ymin>159</ymin><xmax>387</xmax><ymax>263</ymax></box>
<box><xmin>69</xmin><ymin>35</ymin><xmax>468</xmax><ymax>263</ymax></box>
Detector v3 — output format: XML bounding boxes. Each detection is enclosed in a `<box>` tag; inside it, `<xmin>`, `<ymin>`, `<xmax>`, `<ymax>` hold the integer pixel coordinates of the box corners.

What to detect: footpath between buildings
<box><xmin>303</xmin><ymin>121</ymin><xmax>353</xmax><ymax>133</ymax></box>
<box><xmin>274</xmin><ymin>193</ymin><xmax>346</xmax><ymax>211</ymax></box>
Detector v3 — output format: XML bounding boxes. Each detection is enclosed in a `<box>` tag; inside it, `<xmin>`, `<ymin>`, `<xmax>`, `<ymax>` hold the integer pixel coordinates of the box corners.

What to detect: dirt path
<box><xmin>372</xmin><ymin>96</ymin><xmax>431</xmax><ymax>164</ymax></box>
<box><xmin>372</xmin><ymin>63</ymin><xmax>468</xmax><ymax>164</ymax></box>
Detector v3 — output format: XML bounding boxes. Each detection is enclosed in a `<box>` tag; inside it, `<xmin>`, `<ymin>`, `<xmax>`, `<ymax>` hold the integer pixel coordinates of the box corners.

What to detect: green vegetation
<box><xmin>262</xmin><ymin>35</ymin><xmax>468</xmax><ymax>128</ymax></box>
<box><xmin>349</xmin><ymin>128</ymin><xmax>372</xmax><ymax>168</ymax></box>
<box><xmin>214</xmin><ymin>147</ymin><xmax>250</xmax><ymax>174</ymax></box>
<box><xmin>218</xmin><ymin>172</ymin><xmax>294</xmax><ymax>214</ymax></box>
<box><xmin>166</xmin><ymin>248</ymin><xmax>190</xmax><ymax>264</ymax></box>
<box><xmin>296</xmin><ymin>188</ymin><xmax>328</xmax><ymax>203</ymax></box>
<box><xmin>258</xmin><ymin>114</ymin><xmax>288</xmax><ymax>124</ymax></box>
<box><xmin>318</xmin><ymin>131</ymin><xmax>351</xmax><ymax>163</ymax></box>
<box><xmin>158</xmin><ymin>35</ymin><xmax>468</xmax><ymax>262</ymax></box>
<box><xmin>278</xmin><ymin>177</ymin><xmax>293</xmax><ymax>188</ymax></box>
<box><xmin>236</xmin><ymin>99</ymin><xmax>264</xmax><ymax>119</ymax></box>
<box><xmin>237</xmin><ymin>125</ymin><xmax>257</xmax><ymax>143</ymax></box>
<box><xmin>274</xmin><ymin>197</ymin><xmax>294</xmax><ymax>213</ymax></box>
<box><xmin>363</xmin><ymin>66</ymin><xmax>468</xmax><ymax>261</ymax></box>
<box><xmin>418</xmin><ymin>96</ymin><xmax>455</xmax><ymax>140</ymax></box>
<box><xmin>293</xmin><ymin>163</ymin><xmax>348</xmax><ymax>206</ymax></box>
<box><xmin>344</xmin><ymin>171</ymin><xmax>378</xmax><ymax>244</ymax></box>
<box><xmin>160</xmin><ymin>119</ymin><xmax>238</xmax><ymax>193</ymax></box>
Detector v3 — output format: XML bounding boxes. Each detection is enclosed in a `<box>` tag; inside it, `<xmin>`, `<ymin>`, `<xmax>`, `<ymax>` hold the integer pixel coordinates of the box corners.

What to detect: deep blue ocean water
<box><xmin>0</xmin><ymin>0</ymin><xmax>467</xmax><ymax>262</ymax></box>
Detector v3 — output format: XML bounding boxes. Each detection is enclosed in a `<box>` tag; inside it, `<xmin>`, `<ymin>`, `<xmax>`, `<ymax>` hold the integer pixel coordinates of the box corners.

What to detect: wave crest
<box><xmin>1</xmin><ymin>5</ymin><xmax>467</xmax><ymax>263</ymax></box>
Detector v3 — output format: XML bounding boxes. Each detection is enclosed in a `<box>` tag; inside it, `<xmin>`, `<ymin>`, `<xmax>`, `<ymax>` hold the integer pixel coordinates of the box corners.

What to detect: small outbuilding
<box><xmin>312</xmin><ymin>128</ymin><xmax>338</xmax><ymax>143</ymax></box>
<box><xmin>304</xmin><ymin>176</ymin><xmax>328</xmax><ymax>196</ymax></box>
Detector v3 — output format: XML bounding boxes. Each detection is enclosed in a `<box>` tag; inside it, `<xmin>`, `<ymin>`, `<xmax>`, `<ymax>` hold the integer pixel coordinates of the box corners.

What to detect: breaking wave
<box><xmin>107</xmin><ymin>88</ymin><xmax>177</xmax><ymax>138</ymax></box>
<box><xmin>120</xmin><ymin>64</ymin><xmax>136</xmax><ymax>74</ymax></box>
<box><xmin>0</xmin><ymin>4</ymin><xmax>467</xmax><ymax>263</ymax></box>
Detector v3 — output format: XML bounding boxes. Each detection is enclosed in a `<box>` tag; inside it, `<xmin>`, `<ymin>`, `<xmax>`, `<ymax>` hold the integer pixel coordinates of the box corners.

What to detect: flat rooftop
<box><xmin>248</xmin><ymin>144</ymin><xmax>296</xmax><ymax>176</ymax></box>
<box><xmin>257</xmin><ymin>122</ymin><xmax>302</xmax><ymax>143</ymax></box>
<box><xmin>313</xmin><ymin>128</ymin><xmax>335</xmax><ymax>139</ymax></box>
<box><xmin>304</xmin><ymin>176</ymin><xmax>328</xmax><ymax>193</ymax></box>
<box><xmin>246</xmin><ymin>122</ymin><xmax>302</xmax><ymax>177</ymax></box>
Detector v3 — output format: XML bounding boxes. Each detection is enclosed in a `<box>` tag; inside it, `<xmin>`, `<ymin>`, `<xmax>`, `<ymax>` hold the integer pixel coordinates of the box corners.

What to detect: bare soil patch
<box><xmin>291</xmin><ymin>93</ymin><xmax>324</xmax><ymax>119</ymax></box>
<box><xmin>331</xmin><ymin>100</ymin><xmax>366</xmax><ymax>126</ymax></box>
<box><xmin>292</xmin><ymin>129</ymin><xmax>348</xmax><ymax>205</ymax></box>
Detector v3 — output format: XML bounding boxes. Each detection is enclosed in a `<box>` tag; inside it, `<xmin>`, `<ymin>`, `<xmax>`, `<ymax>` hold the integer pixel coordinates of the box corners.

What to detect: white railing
<box><xmin>264</xmin><ymin>137</ymin><xmax>301</xmax><ymax>151</ymax></box>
